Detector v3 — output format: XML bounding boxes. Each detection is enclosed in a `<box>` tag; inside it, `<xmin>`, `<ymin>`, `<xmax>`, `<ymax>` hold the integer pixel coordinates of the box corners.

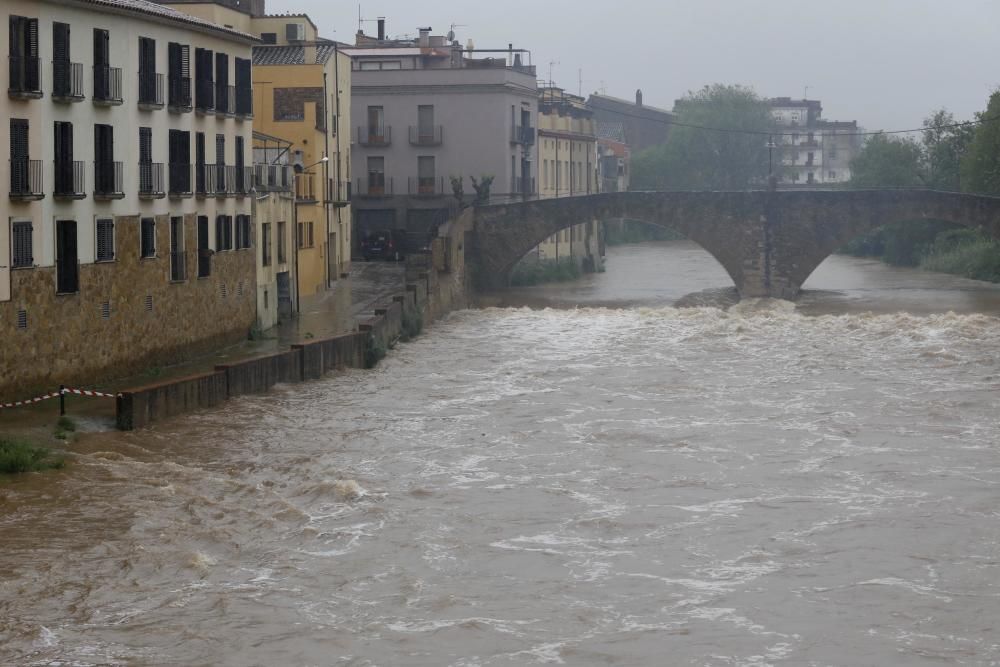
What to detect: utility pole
<box><xmin>766</xmin><ymin>135</ymin><xmax>777</xmax><ymax>191</ymax></box>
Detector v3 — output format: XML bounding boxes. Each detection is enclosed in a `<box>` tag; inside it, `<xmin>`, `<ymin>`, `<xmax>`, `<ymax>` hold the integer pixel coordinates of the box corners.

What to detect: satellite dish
<box><xmin>447</xmin><ymin>29</ymin><xmax>455</xmax><ymax>42</ymax></box>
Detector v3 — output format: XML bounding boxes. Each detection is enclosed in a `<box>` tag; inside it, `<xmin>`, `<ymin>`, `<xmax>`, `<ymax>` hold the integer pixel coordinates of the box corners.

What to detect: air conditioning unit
<box><xmin>286</xmin><ymin>23</ymin><xmax>305</xmax><ymax>42</ymax></box>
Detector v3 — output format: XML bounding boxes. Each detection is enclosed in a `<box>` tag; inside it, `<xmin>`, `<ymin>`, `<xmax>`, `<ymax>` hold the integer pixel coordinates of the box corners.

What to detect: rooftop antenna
<box><xmin>578</xmin><ymin>68</ymin><xmax>582</xmax><ymax>97</ymax></box>
<box><xmin>448</xmin><ymin>23</ymin><xmax>466</xmax><ymax>43</ymax></box>
<box><xmin>548</xmin><ymin>60</ymin><xmax>559</xmax><ymax>88</ymax></box>
<box><xmin>804</xmin><ymin>85</ymin><xmax>810</xmax><ymax>101</ymax></box>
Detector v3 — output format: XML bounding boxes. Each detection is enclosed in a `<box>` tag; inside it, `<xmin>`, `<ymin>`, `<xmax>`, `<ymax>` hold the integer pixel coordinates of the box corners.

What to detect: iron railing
<box><xmin>93</xmin><ymin>65</ymin><xmax>122</xmax><ymax>105</ymax></box>
<box><xmin>195</xmin><ymin>77</ymin><xmax>214</xmax><ymax>113</ymax></box>
<box><xmin>253</xmin><ymin>164</ymin><xmax>294</xmax><ymax>191</ymax></box>
<box><xmin>408</xmin><ymin>176</ymin><xmax>445</xmax><ymax>196</ymax></box>
<box><xmin>409</xmin><ymin>125</ymin><xmax>443</xmax><ymax>146</ymax></box>
<box><xmin>358</xmin><ymin>126</ymin><xmax>392</xmax><ymax>147</ymax></box>
<box><xmin>195</xmin><ymin>163</ymin><xmax>218</xmax><ymax>196</ymax></box>
<box><xmin>9</xmin><ymin>159</ymin><xmax>43</xmax><ymax>200</ymax></box>
<box><xmin>329</xmin><ymin>179</ymin><xmax>352</xmax><ymax>205</ymax></box>
<box><xmin>137</xmin><ymin>71</ymin><xmax>164</xmax><ymax>109</ymax></box>
<box><xmin>93</xmin><ymin>161</ymin><xmax>124</xmax><ymax>199</ymax></box>
<box><xmin>215</xmin><ymin>84</ymin><xmax>234</xmax><ymax>115</ymax></box>
<box><xmin>511</xmin><ymin>125</ymin><xmax>536</xmax><ymax>145</ymax></box>
<box><xmin>235</xmin><ymin>166</ymin><xmax>252</xmax><ymax>195</ymax></box>
<box><xmin>356</xmin><ymin>176</ymin><xmax>393</xmax><ymax>197</ymax></box>
<box><xmin>52</xmin><ymin>61</ymin><xmax>84</xmax><ymax>101</ymax></box>
<box><xmin>138</xmin><ymin>162</ymin><xmax>165</xmax><ymax>198</ymax></box>
<box><xmin>53</xmin><ymin>160</ymin><xmax>85</xmax><ymax>199</ymax></box>
<box><xmin>235</xmin><ymin>87</ymin><xmax>253</xmax><ymax>118</ymax></box>
<box><xmin>169</xmin><ymin>163</ymin><xmax>192</xmax><ymax>196</ymax></box>
<box><xmin>8</xmin><ymin>56</ymin><xmax>42</xmax><ymax>97</ymax></box>
<box><xmin>514</xmin><ymin>176</ymin><xmax>536</xmax><ymax>195</ymax></box>
<box><xmin>296</xmin><ymin>172</ymin><xmax>317</xmax><ymax>202</ymax></box>
<box><xmin>167</xmin><ymin>74</ymin><xmax>192</xmax><ymax>111</ymax></box>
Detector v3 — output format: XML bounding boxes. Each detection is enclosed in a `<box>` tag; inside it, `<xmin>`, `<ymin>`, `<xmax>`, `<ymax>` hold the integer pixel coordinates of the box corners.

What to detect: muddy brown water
<box><xmin>2</xmin><ymin>242</ymin><xmax>1000</xmax><ymax>666</ymax></box>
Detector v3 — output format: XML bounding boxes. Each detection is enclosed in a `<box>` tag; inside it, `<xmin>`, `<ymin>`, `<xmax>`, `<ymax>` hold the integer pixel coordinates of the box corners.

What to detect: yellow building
<box><xmin>534</xmin><ymin>87</ymin><xmax>602</xmax><ymax>270</ymax></box>
<box><xmin>159</xmin><ymin>2</ymin><xmax>352</xmax><ymax>299</ymax></box>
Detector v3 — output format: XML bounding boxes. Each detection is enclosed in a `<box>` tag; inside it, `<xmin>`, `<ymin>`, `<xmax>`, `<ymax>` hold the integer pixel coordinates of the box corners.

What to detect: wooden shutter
<box><xmin>54</xmin><ymin>122</ymin><xmax>74</xmax><ymax>194</ymax></box>
<box><xmin>216</xmin><ymin>215</ymin><xmax>223</xmax><ymax>250</ymax></box>
<box><xmin>10</xmin><ymin>118</ymin><xmax>29</xmax><ymax>193</ymax></box>
<box><xmin>139</xmin><ymin>127</ymin><xmax>152</xmax><ymax>164</ymax></box>
<box><xmin>94</xmin><ymin>28</ymin><xmax>109</xmax><ymax>65</ymax></box>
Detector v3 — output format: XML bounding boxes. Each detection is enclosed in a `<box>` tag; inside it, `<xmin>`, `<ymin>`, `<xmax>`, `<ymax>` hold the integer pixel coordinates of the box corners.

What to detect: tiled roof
<box><xmin>597</xmin><ymin>121</ymin><xmax>626</xmax><ymax>143</ymax></box>
<box><xmin>74</xmin><ymin>0</ymin><xmax>258</xmax><ymax>42</ymax></box>
<box><xmin>253</xmin><ymin>44</ymin><xmax>337</xmax><ymax>66</ymax></box>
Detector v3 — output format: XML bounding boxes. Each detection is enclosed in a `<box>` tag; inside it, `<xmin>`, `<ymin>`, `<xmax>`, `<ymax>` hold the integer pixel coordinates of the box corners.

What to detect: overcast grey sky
<box><xmin>283</xmin><ymin>0</ymin><xmax>1000</xmax><ymax>132</ymax></box>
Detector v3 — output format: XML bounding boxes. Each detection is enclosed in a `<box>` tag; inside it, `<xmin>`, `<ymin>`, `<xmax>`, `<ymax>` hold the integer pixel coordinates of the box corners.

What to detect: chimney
<box><xmin>377</xmin><ymin>17</ymin><xmax>386</xmax><ymax>40</ymax></box>
<box><xmin>419</xmin><ymin>27</ymin><xmax>431</xmax><ymax>47</ymax></box>
<box><xmin>636</xmin><ymin>89</ymin><xmax>643</xmax><ymax>107</ymax></box>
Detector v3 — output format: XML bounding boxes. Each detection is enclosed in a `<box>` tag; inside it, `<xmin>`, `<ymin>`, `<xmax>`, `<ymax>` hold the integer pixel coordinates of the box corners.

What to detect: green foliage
<box><xmin>510</xmin><ymin>258</ymin><xmax>582</xmax><ymax>286</ymax></box>
<box><xmin>841</xmin><ymin>220</ymin><xmax>958</xmax><ymax>266</ymax></box>
<box><xmin>401</xmin><ymin>307</ymin><xmax>424</xmax><ymax>342</ymax></box>
<box><xmin>632</xmin><ymin>84</ymin><xmax>775</xmax><ymax>190</ymax></box>
<box><xmin>961</xmin><ymin>91</ymin><xmax>1000</xmax><ymax>195</ymax></box>
<box><xmin>921</xmin><ymin>231</ymin><xmax>1000</xmax><ymax>282</ymax></box>
<box><xmin>849</xmin><ymin>133</ymin><xmax>926</xmax><ymax>187</ymax></box>
<box><xmin>469</xmin><ymin>175</ymin><xmax>494</xmax><ymax>206</ymax></box>
<box><xmin>0</xmin><ymin>438</ymin><xmax>66</xmax><ymax>474</ymax></box>
<box><xmin>364</xmin><ymin>334</ymin><xmax>387</xmax><ymax>369</ymax></box>
<box><xmin>605</xmin><ymin>220</ymin><xmax>685</xmax><ymax>245</ymax></box>
<box><xmin>923</xmin><ymin>109</ymin><xmax>975</xmax><ymax>191</ymax></box>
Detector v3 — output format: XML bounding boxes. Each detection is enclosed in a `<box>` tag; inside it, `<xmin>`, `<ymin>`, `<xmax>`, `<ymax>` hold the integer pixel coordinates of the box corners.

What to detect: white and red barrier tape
<box><xmin>0</xmin><ymin>387</ymin><xmax>119</xmax><ymax>410</ymax></box>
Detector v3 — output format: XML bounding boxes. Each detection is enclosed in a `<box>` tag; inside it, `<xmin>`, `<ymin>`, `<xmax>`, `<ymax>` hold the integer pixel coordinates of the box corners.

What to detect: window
<box><xmin>297</xmin><ymin>222</ymin><xmax>304</xmax><ymax>248</ymax></box>
<box><xmin>93</xmin><ymin>29</ymin><xmax>112</xmax><ymax>101</ymax></box>
<box><xmin>215</xmin><ymin>52</ymin><xmax>229</xmax><ymax>113</ymax></box>
<box><xmin>170</xmin><ymin>216</ymin><xmax>185</xmax><ymax>281</ymax></box>
<box><xmin>138</xmin><ymin>37</ymin><xmax>158</xmax><ymax>105</ymax></box>
<box><xmin>417</xmin><ymin>156</ymin><xmax>435</xmax><ymax>194</ymax></box>
<box><xmin>197</xmin><ymin>215</ymin><xmax>210</xmax><ymax>277</ymax></box>
<box><xmin>235</xmin><ymin>136</ymin><xmax>245</xmax><ymax>193</ymax></box>
<box><xmin>261</xmin><ymin>222</ymin><xmax>272</xmax><ymax>266</ymax></box>
<box><xmin>308</xmin><ymin>222</ymin><xmax>314</xmax><ymax>247</ymax></box>
<box><xmin>56</xmin><ymin>220</ymin><xmax>79</xmax><ymax>293</ymax></box>
<box><xmin>96</xmin><ymin>218</ymin><xmax>115</xmax><ymax>262</ymax></box>
<box><xmin>53</xmin><ymin>121</ymin><xmax>75</xmax><ymax>196</ymax></box>
<box><xmin>139</xmin><ymin>126</ymin><xmax>154</xmax><ymax>194</ymax></box>
<box><xmin>167</xmin><ymin>42</ymin><xmax>191</xmax><ymax>108</ymax></box>
<box><xmin>235</xmin><ymin>214</ymin><xmax>251</xmax><ymax>250</ymax></box>
<box><xmin>10</xmin><ymin>118</ymin><xmax>31</xmax><ymax>196</ymax></box>
<box><xmin>277</xmin><ymin>221</ymin><xmax>286</xmax><ymax>263</ymax></box>
<box><xmin>140</xmin><ymin>217</ymin><xmax>156</xmax><ymax>258</ymax></box>
<box><xmin>94</xmin><ymin>124</ymin><xmax>116</xmax><ymax>194</ymax></box>
<box><xmin>417</xmin><ymin>105</ymin><xmax>434</xmax><ymax>139</ymax></box>
<box><xmin>367</xmin><ymin>156</ymin><xmax>385</xmax><ymax>194</ymax></box>
<box><xmin>216</xmin><ymin>215</ymin><xmax>233</xmax><ymax>251</ymax></box>
<box><xmin>52</xmin><ymin>22</ymin><xmax>73</xmax><ymax>99</ymax></box>
<box><xmin>260</xmin><ymin>32</ymin><xmax>277</xmax><ymax>44</ymax></box>
<box><xmin>9</xmin><ymin>16</ymin><xmax>40</xmax><ymax>94</ymax></box>
<box><xmin>11</xmin><ymin>221</ymin><xmax>33</xmax><ymax>269</ymax></box>
<box><xmin>235</xmin><ymin>58</ymin><xmax>252</xmax><ymax>116</ymax></box>
<box><xmin>169</xmin><ymin>130</ymin><xmax>191</xmax><ymax>194</ymax></box>
<box><xmin>367</xmin><ymin>106</ymin><xmax>385</xmax><ymax>139</ymax></box>
<box><xmin>194</xmin><ymin>47</ymin><xmax>214</xmax><ymax>111</ymax></box>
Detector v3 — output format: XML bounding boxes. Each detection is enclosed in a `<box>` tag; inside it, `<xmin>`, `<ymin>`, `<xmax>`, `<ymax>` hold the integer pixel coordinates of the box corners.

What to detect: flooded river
<box><xmin>3</xmin><ymin>242</ymin><xmax>1000</xmax><ymax>665</ymax></box>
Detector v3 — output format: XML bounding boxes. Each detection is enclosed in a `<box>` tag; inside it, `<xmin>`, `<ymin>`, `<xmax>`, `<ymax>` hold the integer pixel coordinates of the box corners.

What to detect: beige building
<box><xmin>533</xmin><ymin>87</ymin><xmax>602</xmax><ymax>271</ymax></box>
<box><xmin>252</xmin><ymin>131</ymin><xmax>297</xmax><ymax>331</ymax></box>
<box><xmin>1</xmin><ymin>0</ymin><xmax>257</xmax><ymax>400</ymax></box>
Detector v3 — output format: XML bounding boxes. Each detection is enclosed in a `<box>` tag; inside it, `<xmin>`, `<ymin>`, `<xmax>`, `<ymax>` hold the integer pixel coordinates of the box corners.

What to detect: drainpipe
<box><xmin>323</xmin><ymin>70</ymin><xmax>332</xmax><ymax>288</ymax></box>
<box><xmin>293</xmin><ymin>188</ymin><xmax>301</xmax><ymax>315</ymax></box>
<box><xmin>334</xmin><ymin>42</ymin><xmax>343</xmax><ymax>274</ymax></box>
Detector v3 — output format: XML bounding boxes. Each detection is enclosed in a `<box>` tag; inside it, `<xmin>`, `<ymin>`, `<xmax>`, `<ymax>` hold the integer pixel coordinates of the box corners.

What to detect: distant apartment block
<box><xmin>343</xmin><ymin>23</ymin><xmax>538</xmax><ymax>248</ymax></box>
<box><xmin>770</xmin><ymin>98</ymin><xmax>861</xmax><ymax>185</ymax></box>
<box><xmin>1</xmin><ymin>0</ymin><xmax>257</xmax><ymax>400</ymax></box>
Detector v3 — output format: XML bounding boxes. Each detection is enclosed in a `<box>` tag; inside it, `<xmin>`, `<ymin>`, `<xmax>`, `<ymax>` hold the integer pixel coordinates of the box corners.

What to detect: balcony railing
<box><xmin>195</xmin><ymin>78</ymin><xmax>214</xmax><ymax>113</ymax></box>
<box><xmin>511</xmin><ymin>125</ymin><xmax>536</xmax><ymax>146</ymax></box>
<box><xmin>168</xmin><ymin>75</ymin><xmax>192</xmax><ymax>112</ymax></box>
<box><xmin>409</xmin><ymin>125</ymin><xmax>443</xmax><ymax>146</ymax></box>
<box><xmin>170</xmin><ymin>251</ymin><xmax>186</xmax><ymax>282</ymax></box>
<box><xmin>9</xmin><ymin>159</ymin><xmax>43</xmax><ymax>200</ymax></box>
<box><xmin>358</xmin><ymin>126</ymin><xmax>392</xmax><ymax>147</ymax></box>
<box><xmin>408</xmin><ymin>176</ymin><xmax>445</xmax><ymax>197</ymax></box>
<box><xmin>8</xmin><ymin>56</ymin><xmax>42</xmax><ymax>98</ymax></box>
<box><xmin>356</xmin><ymin>176</ymin><xmax>393</xmax><ymax>197</ymax></box>
<box><xmin>253</xmin><ymin>163</ymin><xmax>294</xmax><ymax>191</ymax></box>
<box><xmin>214</xmin><ymin>164</ymin><xmax>236</xmax><ymax>196</ymax></box>
<box><xmin>329</xmin><ymin>180</ymin><xmax>351</xmax><ymax>207</ymax></box>
<box><xmin>137</xmin><ymin>71</ymin><xmax>164</xmax><ymax>109</ymax></box>
<box><xmin>296</xmin><ymin>173</ymin><xmax>317</xmax><ymax>202</ymax></box>
<box><xmin>514</xmin><ymin>176</ymin><xmax>536</xmax><ymax>195</ymax></box>
<box><xmin>93</xmin><ymin>161</ymin><xmax>124</xmax><ymax>200</ymax></box>
<box><xmin>138</xmin><ymin>162</ymin><xmax>165</xmax><ymax>199</ymax></box>
<box><xmin>195</xmin><ymin>163</ymin><xmax>217</xmax><ymax>197</ymax></box>
<box><xmin>235</xmin><ymin>87</ymin><xmax>253</xmax><ymax>119</ymax></box>
<box><xmin>52</xmin><ymin>61</ymin><xmax>84</xmax><ymax>102</ymax></box>
<box><xmin>215</xmin><ymin>84</ymin><xmax>234</xmax><ymax>116</ymax></box>
<box><xmin>234</xmin><ymin>166</ymin><xmax>252</xmax><ymax>196</ymax></box>
<box><xmin>53</xmin><ymin>161</ymin><xmax>86</xmax><ymax>200</ymax></box>
<box><xmin>169</xmin><ymin>163</ymin><xmax>192</xmax><ymax>197</ymax></box>
<box><xmin>93</xmin><ymin>65</ymin><xmax>122</xmax><ymax>105</ymax></box>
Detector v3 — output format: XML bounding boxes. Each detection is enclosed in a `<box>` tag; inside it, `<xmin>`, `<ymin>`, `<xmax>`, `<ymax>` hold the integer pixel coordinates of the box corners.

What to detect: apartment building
<box><xmin>157</xmin><ymin>0</ymin><xmax>353</xmax><ymax>299</ymax></box>
<box><xmin>252</xmin><ymin>131</ymin><xmax>297</xmax><ymax>331</ymax></box>
<box><xmin>770</xmin><ymin>98</ymin><xmax>861</xmax><ymax>185</ymax></box>
<box><xmin>533</xmin><ymin>87</ymin><xmax>602</xmax><ymax>270</ymax></box>
<box><xmin>343</xmin><ymin>23</ymin><xmax>538</xmax><ymax>249</ymax></box>
<box><xmin>596</xmin><ymin>121</ymin><xmax>631</xmax><ymax>193</ymax></box>
<box><xmin>1</xmin><ymin>0</ymin><xmax>257</xmax><ymax>400</ymax></box>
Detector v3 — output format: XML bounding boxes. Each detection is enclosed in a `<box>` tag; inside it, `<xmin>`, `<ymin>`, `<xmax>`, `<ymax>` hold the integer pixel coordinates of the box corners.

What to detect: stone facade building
<box><xmin>343</xmin><ymin>24</ymin><xmax>538</xmax><ymax>250</ymax></box>
<box><xmin>1</xmin><ymin>0</ymin><xmax>257</xmax><ymax>401</ymax></box>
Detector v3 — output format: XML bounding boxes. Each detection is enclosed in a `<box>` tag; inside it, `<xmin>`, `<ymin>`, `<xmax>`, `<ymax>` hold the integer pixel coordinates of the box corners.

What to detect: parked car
<box><xmin>361</xmin><ymin>229</ymin><xmax>406</xmax><ymax>261</ymax></box>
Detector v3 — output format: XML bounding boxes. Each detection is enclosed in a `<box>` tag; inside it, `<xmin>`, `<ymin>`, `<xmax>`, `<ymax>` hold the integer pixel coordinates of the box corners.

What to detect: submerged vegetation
<box><xmin>0</xmin><ymin>438</ymin><xmax>66</xmax><ymax>474</ymax></box>
<box><xmin>510</xmin><ymin>258</ymin><xmax>582</xmax><ymax>287</ymax></box>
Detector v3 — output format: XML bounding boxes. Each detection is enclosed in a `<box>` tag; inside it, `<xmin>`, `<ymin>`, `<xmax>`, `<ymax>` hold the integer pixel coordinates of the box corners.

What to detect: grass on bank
<box><xmin>510</xmin><ymin>258</ymin><xmax>582</xmax><ymax>287</ymax></box>
<box><xmin>0</xmin><ymin>438</ymin><xmax>66</xmax><ymax>474</ymax></box>
<box><xmin>920</xmin><ymin>232</ymin><xmax>1000</xmax><ymax>282</ymax></box>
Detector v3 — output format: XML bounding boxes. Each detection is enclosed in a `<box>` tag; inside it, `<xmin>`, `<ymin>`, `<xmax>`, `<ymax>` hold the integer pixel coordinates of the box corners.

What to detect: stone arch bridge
<box><xmin>467</xmin><ymin>190</ymin><xmax>1000</xmax><ymax>299</ymax></box>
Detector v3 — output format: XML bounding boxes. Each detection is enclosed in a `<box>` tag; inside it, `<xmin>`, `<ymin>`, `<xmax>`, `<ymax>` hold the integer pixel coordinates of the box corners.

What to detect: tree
<box><xmin>848</xmin><ymin>133</ymin><xmax>925</xmax><ymax>187</ymax></box>
<box><xmin>923</xmin><ymin>109</ymin><xmax>975</xmax><ymax>191</ymax></box>
<box><xmin>961</xmin><ymin>90</ymin><xmax>1000</xmax><ymax>195</ymax></box>
<box><xmin>631</xmin><ymin>84</ymin><xmax>774</xmax><ymax>190</ymax></box>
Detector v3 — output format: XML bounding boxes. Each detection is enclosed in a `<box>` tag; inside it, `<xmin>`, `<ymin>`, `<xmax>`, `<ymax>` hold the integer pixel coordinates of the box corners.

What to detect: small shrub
<box><xmin>365</xmin><ymin>335</ymin><xmax>387</xmax><ymax>369</ymax></box>
<box><xmin>510</xmin><ymin>258</ymin><xmax>582</xmax><ymax>286</ymax></box>
<box><xmin>0</xmin><ymin>439</ymin><xmax>66</xmax><ymax>474</ymax></box>
<box><xmin>56</xmin><ymin>416</ymin><xmax>76</xmax><ymax>433</ymax></box>
<box><xmin>921</xmin><ymin>234</ymin><xmax>1000</xmax><ymax>282</ymax></box>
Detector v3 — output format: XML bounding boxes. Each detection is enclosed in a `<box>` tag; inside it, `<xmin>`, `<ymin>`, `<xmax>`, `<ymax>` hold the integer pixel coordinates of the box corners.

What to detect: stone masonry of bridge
<box><xmin>469</xmin><ymin>190</ymin><xmax>1000</xmax><ymax>299</ymax></box>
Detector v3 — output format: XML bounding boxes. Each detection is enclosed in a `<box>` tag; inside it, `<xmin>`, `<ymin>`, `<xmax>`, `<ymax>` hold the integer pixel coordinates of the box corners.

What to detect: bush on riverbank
<box><xmin>920</xmin><ymin>231</ymin><xmax>1000</xmax><ymax>282</ymax></box>
<box><xmin>510</xmin><ymin>258</ymin><xmax>581</xmax><ymax>287</ymax></box>
<box><xmin>605</xmin><ymin>220</ymin><xmax>685</xmax><ymax>246</ymax></box>
<box><xmin>401</xmin><ymin>307</ymin><xmax>423</xmax><ymax>342</ymax></box>
<box><xmin>0</xmin><ymin>438</ymin><xmax>66</xmax><ymax>474</ymax></box>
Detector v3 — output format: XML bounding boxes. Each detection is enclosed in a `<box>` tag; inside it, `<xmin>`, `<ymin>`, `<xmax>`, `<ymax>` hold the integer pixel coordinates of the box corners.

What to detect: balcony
<box><xmin>138</xmin><ymin>162</ymin><xmax>166</xmax><ymax>199</ymax></box>
<box><xmin>235</xmin><ymin>88</ymin><xmax>253</xmax><ymax>119</ymax></box>
<box><xmin>53</xmin><ymin>161</ymin><xmax>86</xmax><ymax>200</ymax></box>
<box><xmin>195</xmin><ymin>163</ymin><xmax>217</xmax><ymax>197</ymax></box>
<box><xmin>409</xmin><ymin>125</ymin><xmax>443</xmax><ymax>146</ymax></box>
<box><xmin>167</xmin><ymin>75</ymin><xmax>192</xmax><ymax>112</ymax></box>
<box><xmin>329</xmin><ymin>180</ymin><xmax>351</xmax><ymax>207</ymax></box>
<box><xmin>234</xmin><ymin>166</ymin><xmax>252</xmax><ymax>197</ymax></box>
<box><xmin>356</xmin><ymin>176</ymin><xmax>393</xmax><ymax>198</ymax></box>
<box><xmin>215</xmin><ymin>84</ymin><xmax>235</xmax><ymax>116</ymax></box>
<box><xmin>358</xmin><ymin>126</ymin><xmax>392</xmax><ymax>147</ymax></box>
<box><xmin>8</xmin><ymin>56</ymin><xmax>42</xmax><ymax>99</ymax></box>
<box><xmin>511</xmin><ymin>125</ymin><xmax>536</xmax><ymax>146</ymax></box>
<box><xmin>213</xmin><ymin>165</ymin><xmax>236</xmax><ymax>197</ymax></box>
<box><xmin>408</xmin><ymin>176</ymin><xmax>445</xmax><ymax>197</ymax></box>
<box><xmin>93</xmin><ymin>161</ymin><xmax>124</xmax><ymax>200</ymax></box>
<box><xmin>195</xmin><ymin>78</ymin><xmax>214</xmax><ymax>114</ymax></box>
<box><xmin>9</xmin><ymin>159</ymin><xmax>43</xmax><ymax>201</ymax></box>
<box><xmin>169</xmin><ymin>163</ymin><xmax>193</xmax><ymax>198</ymax></box>
<box><xmin>514</xmin><ymin>176</ymin><xmax>536</xmax><ymax>196</ymax></box>
<box><xmin>52</xmin><ymin>61</ymin><xmax>84</xmax><ymax>102</ymax></box>
<box><xmin>253</xmin><ymin>163</ymin><xmax>294</xmax><ymax>191</ymax></box>
<box><xmin>295</xmin><ymin>172</ymin><xmax>317</xmax><ymax>203</ymax></box>
<box><xmin>137</xmin><ymin>71</ymin><xmax>164</xmax><ymax>110</ymax></box>
<box><xmin>93</xmin><ymin>66</ymin><xmax>122</xmax><ymax>106</ymax></box>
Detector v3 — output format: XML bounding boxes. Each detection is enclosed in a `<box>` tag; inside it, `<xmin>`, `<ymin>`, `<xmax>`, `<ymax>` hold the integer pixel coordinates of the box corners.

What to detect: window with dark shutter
<box><xmin>96</xmin><ymin>218</ymin><xmax>115</xmax><ymax>262</ymax></box>
<box><xmin>93</xmin><ymin>29</ymin><xmax>111</xmax><ymax>100</ymax></box>
<box><xmin>52</xmin><ymin>22</ymin><xmax>71</xmax><ymax>98</ymax></box>
<box><xmin>197</xmin><ymin>216</ymin><xmax>210</xmax><ymax>277</ymax></box>
<box><xmin>11</xmin><ymin>221</ymin><xmax>33</xmax><ymax>268</ymax></box>
<box><xmin>261</xmin><ymin>222</ymin><xmax>271</xmax><ymax>266</ymax></box>
<box><xmin>56</xmin><ymin>220</ymin><xmax>79</xmax><ymax>293</ymax></box>
<box><xmin>54</xmin><ymin>121</ymin><xmax>74</xmax><ymax>195</ymax></box>
<box><xmin>167</xmin><ymin>42</ymin><xmax>191</xmax><ymax>108</ymax></box>
<box><xmin>10</xmin><ymin>118</ymin><xmax>30</xmax><ymax>195</ymax></box>
<box><xmin>140</xmin><ymin>217</ymin><xmax>156</xmax><ymax>258</ymax></box>
<box><xmin>215</xmin><ymin>215</ymin><xmax>224</xmax><ymax>251</ymax></box>
<box><xmin>225</xmin><ymin>215</ymin><xmax>234</xmax><ymax>251</ymax></box>
<box><xmin>9</xmin><ymin>16</ymin><xmax>40</xmax><ymax>93</ymax></box>
<box><xmin>170</xmin><ymin>216</ymin><xmax>185</xmax><ymax>281</ymax></box>
<box><xmin>94</xmin><ymin>124</ymin><xmax>115</xmax><ymax>194</ymax></box>
<box><xmin>138</xmin><ymin>37</ymin><xmax>157</xmax><ymax>104</ymax></box>
<box><xmin>235</xmin><ymin>136</ymin><xmax>245</xmax><ymax>192</ymax></box>
<box><xmin>216</xmin><ymin>134</ymin><xmax>226</xmax><ymax>192</ymax></box>
<box><xmin>235</xmin><ymin>58</ymin><xmax>252</xmax><ymax>115</ymax></box>
<box><xmin>215</xmin><ymin>52</ymin><xmax>229</xmax><ymax>113</ymax></box>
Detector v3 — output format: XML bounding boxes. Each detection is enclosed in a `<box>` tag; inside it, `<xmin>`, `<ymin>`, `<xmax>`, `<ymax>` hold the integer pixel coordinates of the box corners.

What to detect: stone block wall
<box><xmin>0</xmin><ymin>213</ymin><xmax>257</xmax><ymax>402</ymax></box>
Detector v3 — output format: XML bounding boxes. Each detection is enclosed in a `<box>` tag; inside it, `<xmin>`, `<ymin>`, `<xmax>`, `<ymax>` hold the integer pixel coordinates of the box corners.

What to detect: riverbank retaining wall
<box><xmin>115</xmin><ymin>209</ymin><xmax>474</xmax><ymax>430</ymax></box>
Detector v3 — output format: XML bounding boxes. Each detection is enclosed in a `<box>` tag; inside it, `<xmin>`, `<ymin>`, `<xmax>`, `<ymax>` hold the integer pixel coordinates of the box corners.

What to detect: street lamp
<box><xmin>295</xmin><ymin>155</ymin><xmax>329</xmax><ymax>173</ymax></box>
